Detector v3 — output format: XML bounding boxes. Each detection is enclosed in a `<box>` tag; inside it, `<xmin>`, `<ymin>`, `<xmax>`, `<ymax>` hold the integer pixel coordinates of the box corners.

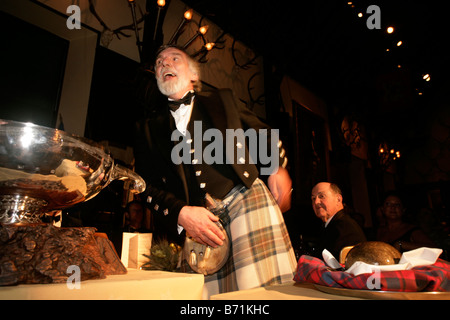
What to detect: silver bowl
<box><xmin>0</xmin><ymin>119</ymin><xmax>146</xmax><ymax>224</ymax></box>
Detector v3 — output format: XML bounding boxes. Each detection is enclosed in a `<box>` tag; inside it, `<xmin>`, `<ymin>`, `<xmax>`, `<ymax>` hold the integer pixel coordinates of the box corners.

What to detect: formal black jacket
<box><xmin>133</xmin><ymin>89</ymin><xmax>286</xmax><ymax>244</ymax></box>
<box><xmin>320</xmin><ymin>209</ymin><xmax>367</xmax><ymax>259</ymax></box>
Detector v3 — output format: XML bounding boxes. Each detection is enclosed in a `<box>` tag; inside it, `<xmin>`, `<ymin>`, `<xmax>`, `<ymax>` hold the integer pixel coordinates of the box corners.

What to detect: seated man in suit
<box><xmin>311</xmin><ymin>182</ymin><xmax>366</xmax><ymax>259</ymax></box>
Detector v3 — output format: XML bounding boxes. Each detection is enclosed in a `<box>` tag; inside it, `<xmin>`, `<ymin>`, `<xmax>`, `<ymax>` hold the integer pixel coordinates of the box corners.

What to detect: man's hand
<box><xmin>178</xmin><ymin>206</ymin><xmax>225</xmax><ymax>247</ymax></box>
<box><xmin>268</xmin><ymin>167</ymin><xmax>292</xmax><ymax>213</ymax></box>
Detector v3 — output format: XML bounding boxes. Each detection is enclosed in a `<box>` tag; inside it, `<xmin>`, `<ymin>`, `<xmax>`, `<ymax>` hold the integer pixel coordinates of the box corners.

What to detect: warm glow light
<box><xmin>423</xmin><ymin>74</ymin><xmax>431</xmax><ymax>81</ymax></box>
<box><xmin>397</xmin><ymin>40</ymin><xmax>403</xmax><ymax>46</ymax></box>
<box><xmin>358</xmin><ymin>12</ymin><xmax>363</xmax><ymax>18</ymax></box>
<box><xmin>184</xmin><ymin>9</ymin><xmax>193</xmax><ymax>20</ymax></box>
<box><xmin>157</xmin><ymin>0</ymin><xmax>165</xmax><ymax>7</ymax></box>
<box><xmin>205</xmin><ymin>42</ymin><xmax>215</xmax><ymax>51</ymax></box>
<box><xmin>378</xmin><ymin>143</ymin><xmax>401</xmax><ymax>167</ymax></box>
<box><xmin>199</xmin><ymin>25</ymin><xmax>209</xmax><ymax>35</ymax></box>
<box><xmin>387</xmin><ymin>26</ymin><xmax>394</xmax><ymax>34</ymax></box>
<box><xmin>20</xmin><ymin>124</ymin><xmax>35</xmax><ymax>149</ymax></box>
<box><xmin>347</xmin><ymin>2</ymin><xmax>353</xmax><ymax>5</ymax></box>
<box><xmin>183</xmin><ymin>24</ymin><xmax>206</xmax><ymax>48</ymax></box>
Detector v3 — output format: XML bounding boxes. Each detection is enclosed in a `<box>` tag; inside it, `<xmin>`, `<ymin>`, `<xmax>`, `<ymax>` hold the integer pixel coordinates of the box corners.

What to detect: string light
<box><xmin>191</xmin><ymin>42</ymin><xmax>216</xmax><ymax>60</ymax></box>
<box><xmin>184</xmin><ymin>9</ymin><xmax>193</xmax><ymax>20</ymax></box>
<box><xmin>183</xmin><ymin>25</ymin><xmax>209</xmax><ymax>48</ymax></box>
<box><xmin>153</xmin><ymin>0</ymin><xmax>166</xmax><ymax>41</ymax></box>
<box><xmin>378</xmin><ymin>143</ymin><xmax>401</xmax><ymax>170</ymax></box>
<box><xmin>163</xmin><ymin>8</ymin><xmax>219</xmax><ymax>62</ymax></box>
<box><xmin>168</xmin><ymin>9</ymin><xmax>194</xmax><ymax>45</ymax></box>
<box><xmin>199</xmin><ymin>25</ymin><xmax>209</xmax><ymax>35</ymax></box>
<box><xmin>348</xmin><ymin>3</ymin><xmax>430</xmax><ymax>97</ymax></box>
<box><xmin>205</xmin><ymin>42</ymin><xmax>215</xmax><ymax>51</ymax></box>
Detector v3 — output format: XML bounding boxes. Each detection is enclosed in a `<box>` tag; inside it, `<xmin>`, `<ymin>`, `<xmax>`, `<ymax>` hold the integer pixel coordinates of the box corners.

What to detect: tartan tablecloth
<box><xmin>293</xmin><ymin>255</ymin><xmax>450</xmax><ymax>292</ymax></box>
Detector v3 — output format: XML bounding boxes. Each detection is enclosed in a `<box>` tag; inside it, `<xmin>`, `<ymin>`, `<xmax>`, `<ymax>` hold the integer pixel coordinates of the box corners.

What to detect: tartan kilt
<box><xmin>203</xmin><ymin>178</ymin><xmax>297</xmax><ymax>298</ymax></box>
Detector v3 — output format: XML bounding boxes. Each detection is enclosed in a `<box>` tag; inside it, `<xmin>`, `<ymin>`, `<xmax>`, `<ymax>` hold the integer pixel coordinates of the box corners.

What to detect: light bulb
<box><xmin>184</xmin><ymin>9</ymin><xmax>193</xmax><ymax>20</ymax></box>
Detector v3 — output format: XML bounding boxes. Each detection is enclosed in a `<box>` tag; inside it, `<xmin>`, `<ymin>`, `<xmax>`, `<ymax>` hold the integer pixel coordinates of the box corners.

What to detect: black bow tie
<box><xmin>168</xmin><ymin>91</ymin><xmax>194</xmax><ymax>112</ymax></box>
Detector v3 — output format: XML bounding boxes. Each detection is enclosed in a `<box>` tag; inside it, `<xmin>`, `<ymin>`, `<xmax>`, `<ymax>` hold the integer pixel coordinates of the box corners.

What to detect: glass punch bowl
<box><xmin>0</xmin><ymin>119</ymin><xmax>146</xmax><ymax>224</ymax></box>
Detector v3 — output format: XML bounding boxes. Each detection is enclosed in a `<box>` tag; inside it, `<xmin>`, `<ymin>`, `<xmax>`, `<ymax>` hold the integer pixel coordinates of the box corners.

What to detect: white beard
<box><xmin>156</xmin><ymin>73</ymin><xmax>191</xmax><ymax>97</ymax></box>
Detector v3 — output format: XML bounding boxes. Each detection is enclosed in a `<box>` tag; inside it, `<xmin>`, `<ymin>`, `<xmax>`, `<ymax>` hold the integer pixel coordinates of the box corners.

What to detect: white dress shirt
<box><xmin>169</xmin><ymin>91</ymin><xmax>194</xmax><ymax>234</ymax></box>
<box><xmin>169</xmin><ymin>90</ymin><xmax>195</xmax><ymax>136</ymax></box>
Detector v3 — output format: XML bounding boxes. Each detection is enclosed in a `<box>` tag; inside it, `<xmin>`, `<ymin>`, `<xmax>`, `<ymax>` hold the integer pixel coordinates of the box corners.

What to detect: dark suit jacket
<box><xmin>321</xmin><ymin>210</ymin><xmax>367</xmax><ymax>259</ymax></box>
<box><xmin>133</xmin><ymin>89</ymin><xmax>286</xmax><ymax>244</ymax></box>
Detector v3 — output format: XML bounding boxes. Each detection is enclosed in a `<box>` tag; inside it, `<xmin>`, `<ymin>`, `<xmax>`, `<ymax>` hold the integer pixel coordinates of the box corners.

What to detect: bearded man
<box><xmin>133</xmin><ymin>45</ymin><xmax>297</xmax><ymax>297</ymax></box>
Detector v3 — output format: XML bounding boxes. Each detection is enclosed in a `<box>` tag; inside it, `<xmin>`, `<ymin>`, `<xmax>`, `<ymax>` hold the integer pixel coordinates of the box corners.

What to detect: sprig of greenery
<box><xmin>141</xmin><ymin>240</ymin><xmax>182</xmax><ymax>272</ymax></box>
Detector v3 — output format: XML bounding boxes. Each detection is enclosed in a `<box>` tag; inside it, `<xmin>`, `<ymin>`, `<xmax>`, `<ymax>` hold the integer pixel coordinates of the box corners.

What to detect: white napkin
<box><xmin>322</xmin><ymin>247</ymin><xmax>443</xmax><ymax>276</ymax></box>
<box><xmin>322</xmin><ymin>249</ymin><xmax>343</xmax><ymax>269</ymax></box>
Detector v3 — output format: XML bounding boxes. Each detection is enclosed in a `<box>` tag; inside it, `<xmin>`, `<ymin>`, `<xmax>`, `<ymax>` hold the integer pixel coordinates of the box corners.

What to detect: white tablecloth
<box><xmin>0</xmin><ymin>269</ymin><xmax>204</xmax><ymax>300</ymax></box>
<box><xmin>210</xmin><ymin>281</ymin><xmax>363</xmax><ymax>300</ymax></box>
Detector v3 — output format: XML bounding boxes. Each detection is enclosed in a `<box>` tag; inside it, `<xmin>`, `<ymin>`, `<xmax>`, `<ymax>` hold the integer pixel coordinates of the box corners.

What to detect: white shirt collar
<box><xmin>169</xmin><ymin>91</ymin><xmax>195</xmax><ymax>136</ymax></box>
<box><xmin>324</xmin><ymin>214</ymin><xmax>335</xmax><ymax>228</ymax></box>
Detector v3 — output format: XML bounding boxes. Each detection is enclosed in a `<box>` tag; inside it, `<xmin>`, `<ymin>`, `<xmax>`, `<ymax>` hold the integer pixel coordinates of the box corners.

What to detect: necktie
<box><xmin>168</xmin><ymin>91</ymin><xmax>194</xmax><ymax>112</ymax></box>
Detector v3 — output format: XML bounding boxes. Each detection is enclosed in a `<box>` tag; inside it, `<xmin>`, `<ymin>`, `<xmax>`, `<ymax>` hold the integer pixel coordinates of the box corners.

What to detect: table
<box><xmin>0</xmin><ymin>269</ymin><xmax>204</xmax><ymax>300</ymax></box>
<box><xmin>210</xmin><ymin>281</ymin><xmax>363</xmax><ymax>300</ymax></box>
